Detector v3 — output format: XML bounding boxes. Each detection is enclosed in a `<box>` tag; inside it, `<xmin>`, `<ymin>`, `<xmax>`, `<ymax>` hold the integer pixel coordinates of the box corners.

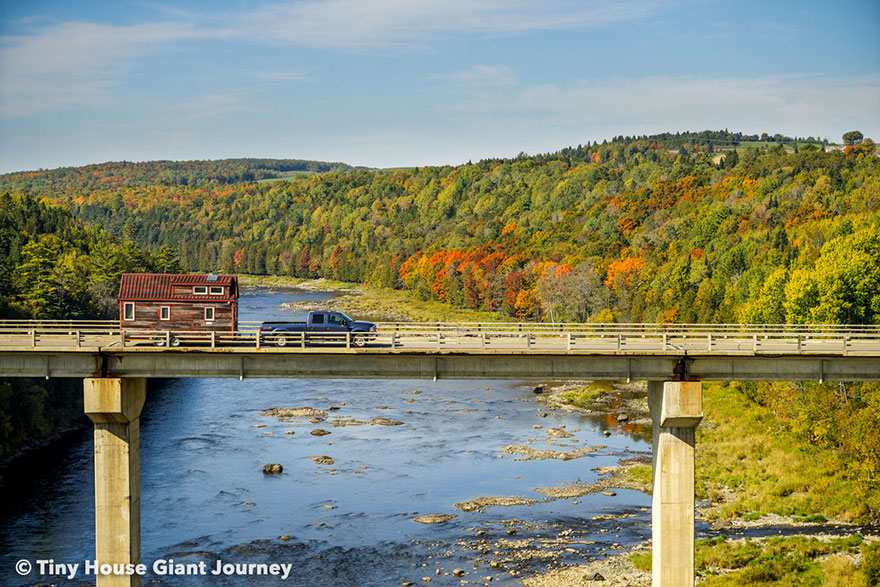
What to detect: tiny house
<box><xmin>118</xmin><ymin>273</ymin><xmax>239</xmax><ymax>333</ymax></box>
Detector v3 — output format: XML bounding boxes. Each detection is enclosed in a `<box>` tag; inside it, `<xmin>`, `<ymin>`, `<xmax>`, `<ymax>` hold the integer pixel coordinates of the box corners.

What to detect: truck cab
<box><xmin>259</xmin><ymin>311</ymin><xmax>377</xmax><ymax>347</ymax></box>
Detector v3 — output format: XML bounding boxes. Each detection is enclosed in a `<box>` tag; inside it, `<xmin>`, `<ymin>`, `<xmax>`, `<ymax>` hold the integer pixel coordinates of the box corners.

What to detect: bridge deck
<box><xmin>0</xmin><ymin>323</ymin><xmax>877</xmax><ymax>381</ymax></box>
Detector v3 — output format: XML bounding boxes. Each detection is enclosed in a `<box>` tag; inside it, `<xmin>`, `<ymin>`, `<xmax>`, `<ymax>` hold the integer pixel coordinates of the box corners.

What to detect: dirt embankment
<box><xmin>536</xmin><ymin>381</ymin><xmax>652</xmax><ymax>428</ymax></box>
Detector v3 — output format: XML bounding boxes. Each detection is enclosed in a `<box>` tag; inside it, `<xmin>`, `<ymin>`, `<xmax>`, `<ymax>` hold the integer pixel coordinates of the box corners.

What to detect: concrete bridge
<box><xmin>2</xmin><ymin>320</ymin><xmax>880</xmax><ymax>586</ymax></box>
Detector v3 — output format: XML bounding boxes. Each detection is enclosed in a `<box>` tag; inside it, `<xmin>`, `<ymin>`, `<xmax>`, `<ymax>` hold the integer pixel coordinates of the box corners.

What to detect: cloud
<box><xmin>437</xmin><ymin>73</ymin><xmax>880</xmax><ymax>141</ymax></box>
<box><xmin>429</xmin><ymin>65</ymin><xmax>517</xmax><ymax>87</ymax></box>
<box><xmin>0</xmin><ymin>1</ymin><xmax>665</xmax><ymax>117</ymax></box>
<box><xmin>243</xmin><ymin>0</ymin><xmax>663</xmax><ymax>51</ymax></box>
<box><xmin>0</xmin><ymin>20</ymin><xmax>222</xmax><ymax>116</ymax></box>
<box><xmin>252</xmin><ymin>70</ymin><xmax>310</xmax><ymax>82</ymax></box>
<box><xmin>179</xmin><ymin>92</ymin><xmax>251</xmax><ymax>120</ymax></box>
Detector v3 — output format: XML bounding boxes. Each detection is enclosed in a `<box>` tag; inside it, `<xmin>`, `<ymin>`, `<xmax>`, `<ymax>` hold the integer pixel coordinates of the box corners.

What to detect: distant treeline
<box><xmin>0</xmin><ymin>157</ymin><xmax>354</xmax><ymax>193</ymax></box>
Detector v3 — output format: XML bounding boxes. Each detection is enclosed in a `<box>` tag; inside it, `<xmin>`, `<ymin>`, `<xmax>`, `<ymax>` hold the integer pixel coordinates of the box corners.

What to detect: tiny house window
<box><xmin>209</xmin><ymin>286</ymin><xmax>224</xmax><ymax>295</ymax></box>
<box><xmin>205</xmin><ymin>307</ymin><xmax>215</xmax><ymax>321</ymax></box>
<box><xmin>193</xmin><ymin>286</ymin><xmax>208</xmax><ymax>295</ymax></box>
<box><xmin>123</xmin><ymin>302</ymin><xmax>135</xmax><ymax>321</ymax></box>
<box><xmin>160</xmin><ymin>306</ymin><xmax>170</xmax><ymax>320</ymax></box>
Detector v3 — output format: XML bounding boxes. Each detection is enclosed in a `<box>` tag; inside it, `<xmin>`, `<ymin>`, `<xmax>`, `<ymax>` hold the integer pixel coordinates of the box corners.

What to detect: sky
<box><xmin>0</xmin><ymin>0</ymin><xmax>878</xmax><ymax>173</ymax></box>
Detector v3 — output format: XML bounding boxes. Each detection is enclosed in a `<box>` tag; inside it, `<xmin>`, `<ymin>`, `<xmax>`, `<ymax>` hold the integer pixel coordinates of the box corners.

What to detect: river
<box><xmin>0</xmin><ymin>287</ymin><xmax>655</xmax><ymax>586</ymax></box>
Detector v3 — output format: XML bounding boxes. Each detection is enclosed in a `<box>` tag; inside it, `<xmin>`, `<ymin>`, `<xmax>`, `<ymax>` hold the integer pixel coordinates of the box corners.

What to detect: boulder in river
<box><xmin>262</xmin><ymin>463</ymin><xmax>283</xmax><ymax>474</ymax></box>
<box><xmin>260</xmin><ymin>407</ymin><xmax>328</xmax><ymax>419</ymax></box>
<box><xmin>413</xmin><ymin>514</ymin><xmax>457</xmax><ymax>524</ymax></box>
<box><xmin>329</xmin><ymin>417</ymin><xmax>403</xmax><ymax>427</ymax></box>
<box><xmin>311</xmin><ymin>456</ymin><xmax>335</xmax><ymax>465</ymax></box>
<box><xmin>311</xmin><ymin>429</ymin><xmax>331</xmax><ymax>436</ymax></box>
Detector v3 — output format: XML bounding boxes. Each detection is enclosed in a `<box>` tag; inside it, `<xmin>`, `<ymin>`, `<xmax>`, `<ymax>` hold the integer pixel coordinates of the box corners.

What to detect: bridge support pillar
<box><xmin>84</xmin><ymin>377</ymin><xmax>146</xmax><ymax>587</ymax></box>
<box><xmin>648</xmin><ymin>381</ymin><xmax>703</xmax><ymax>587</ymax></box>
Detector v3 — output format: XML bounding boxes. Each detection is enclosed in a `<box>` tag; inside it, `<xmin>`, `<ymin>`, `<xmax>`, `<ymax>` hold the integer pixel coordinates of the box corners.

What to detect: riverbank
<box><xmin>536</xmin><ymin>380</ymin><xmax>877</xmax><ymax>527</ymax></box>
<box><xmin>237</xmin><ymin>275</ymin><xmax>509</xmax><ymax>323</ymax></box>
<box><xmin>0</xmin><ymin>377</ymin><xmax>89</xmax><ymax>489</ymax></box>
<box><xmin>523</xmin><ymin>380</ymin><xmax>880</xmax><ymax>584</ymax></box>
<box><xmin>0</xmin><ymin>418</ymin><xmax>89</xmax><ymax>488</ymax></box>
<box><xmin>525</xmin><ymin>532</ymin><xmax>880</xmax><ymax>586</ymax></box>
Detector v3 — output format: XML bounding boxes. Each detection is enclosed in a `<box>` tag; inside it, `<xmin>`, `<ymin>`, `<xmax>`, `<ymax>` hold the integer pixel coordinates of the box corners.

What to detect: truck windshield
<box><xmin>338</xmin><ymin>313</ymin><xmax>354</xmax><ymax>323</ymax></box>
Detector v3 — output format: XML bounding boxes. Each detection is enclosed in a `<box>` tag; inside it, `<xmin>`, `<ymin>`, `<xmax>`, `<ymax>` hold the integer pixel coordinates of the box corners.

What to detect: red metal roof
<box><xmin>118</xmin><ymin>273</ymin><xmax>238</xmax><ymax>301</ymax></box>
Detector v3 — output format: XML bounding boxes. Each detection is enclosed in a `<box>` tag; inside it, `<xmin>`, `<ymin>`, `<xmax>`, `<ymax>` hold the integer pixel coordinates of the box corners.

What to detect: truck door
<box><xmin>326</xmin><ymin>312</ymin><xmax>348</xmax><ymax>335</ymax></box>
<box><xmin>310</xmin><ymin>312</ymin><xmax>327</xmax><ymax>334</ymax></box>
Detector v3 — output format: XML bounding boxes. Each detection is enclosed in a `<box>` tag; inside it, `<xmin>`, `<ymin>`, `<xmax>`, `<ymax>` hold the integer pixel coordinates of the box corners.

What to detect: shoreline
<box><xmin>522</xmin><ymin>380</ymin><xmax>880</xmax><ymax>585</ymax></box>
<box><xmin>0</xmin><ymin>417</ymin><xmax>90</xmax><ymax>489</ymax></box>
<box><xmin>534</xmin><ymin>380</ymin><xmax>864</xmax><ymax>531</ymax></box>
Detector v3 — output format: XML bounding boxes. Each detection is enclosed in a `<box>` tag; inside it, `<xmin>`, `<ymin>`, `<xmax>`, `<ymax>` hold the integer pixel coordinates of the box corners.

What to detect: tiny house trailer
<box><xmin>118</xmin><ymin>274</ymin><xmax>239</xmax><ymax>344</ymax></box>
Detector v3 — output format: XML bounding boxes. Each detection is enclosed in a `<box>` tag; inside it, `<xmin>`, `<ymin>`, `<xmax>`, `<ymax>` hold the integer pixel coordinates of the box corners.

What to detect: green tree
<box><xmin>843</xmin><ymin>130</ymin><xmax>864</xmax><ymax>146</ymax></box>
<box><xmin>723</xmin><ymin>149</ymin><xmax>739</xmax><ymax>168</ymax></box>
<box><xmin>14</xmin><ymin>234</ymin><xmax>66</xmax><ymax>318</ymax></box>
<box><xmin>784</xmin><ymin>228</ymin><xmax>880</xmax><ymax>324</ymax></box>
<box><xmin>739</xmin><ymin>267</ymin><xmax>787</xmax><ymax>324</ymax></box>
<box><xmin>154</xmin><ymin>245</ymin><xmax>181</xmax><ymax>273</ymax></box>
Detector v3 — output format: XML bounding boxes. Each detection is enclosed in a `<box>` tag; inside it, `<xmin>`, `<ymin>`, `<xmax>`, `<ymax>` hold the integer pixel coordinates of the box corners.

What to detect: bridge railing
<box><xmin>1</xmin><ymin>324</ymin><xmax>878</xmax><ymax>355</ymax></box>
<box><xmin>374</xmin><ymin>321</ymin><xmax>880</xmax><ymax>335</ymax></box>
<box><xmin>3</xmin><ymin>319</ymin><xmax>878</xmax><ymax>336</ymax></box>
<box><xmin>0</xmin><ymin>319</ymin><xmax>117</xmax><ymax>329</ymax></box>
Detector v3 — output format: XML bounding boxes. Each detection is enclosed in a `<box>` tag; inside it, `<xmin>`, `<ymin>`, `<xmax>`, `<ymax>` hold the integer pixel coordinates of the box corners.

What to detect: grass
<box><xmin>237</xmin><ymin>274</ymin><xmax>511</xmax><ymax>323</ymax></box>
<box><xmin>255</xmin><ymin>170</ymin><xmax>317</xmax><ymax>184</ymax></box>
<box><xmin>630</xmin><ymin>535</ymin><xmax>880</xmax><ymax>586</ymax></box>
<box><xmin>559</xmin><ymin>382</ymin><xmax>614</xmax><ymax>407</ymax></box>
<box><xmin>732</xmin><ymin>141</ymin><xmax>827</xmax><ymax>151</ymax></box>
<box><xmin>626</xmin><ymin>464</ymin><xmax>653</xmax><ymax>487</ymax></box>
<box><xmin>695</xmin><ymin>381</ymin><xmax>872</xmax><ymax>524</ymax></box>
<box><xmin>554</xmin><ymin>379</ymin><xmax>874</xmax><ymax>524</ymax></box>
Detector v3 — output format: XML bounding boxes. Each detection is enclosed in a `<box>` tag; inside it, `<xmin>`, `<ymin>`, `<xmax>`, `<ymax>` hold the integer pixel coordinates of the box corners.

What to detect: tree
<box><xmin>784</xmin><ymin>228</ymin><xmax>880</xmax><ymax>324</ymax></box>
<box><xmin>843</xmin><ymin>131</ymin><xmax>864</xmax><ymax>146</ymax></box>
<box><xmin>14</xmin><ymin>234</ymin><xmax>65</xmax><ymax>318</ymax></box>
<box><xmin>154</xmin><ymin>245</ymin><xmax>181</xmax><ymax>273</ymax></box>
<box><xmin>739</xmin><ymin>267</ymin><xmax>787</xmax><ymax>324</ymax></box>
<box><xmin>723</xmin><ymin>149</ymin><xmax>739</xmax><ymax>168</ymax></box>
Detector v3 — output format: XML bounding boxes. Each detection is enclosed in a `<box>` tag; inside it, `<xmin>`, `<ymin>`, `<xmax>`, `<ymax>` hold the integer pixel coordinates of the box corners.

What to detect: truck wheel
<box><xmin>169</xmin><ymin>335</ymin><xmax>181</xmax><ymax>347</ymax></box>
<box><xmin>275</xmin><ymin>333</ymin><xmax>288</xmax><ymax>347</ymax></box>
<box><xmin>353</xmin><ymin>334</ymin><xmax>367</xmax><ymax>348</ymax></box>
<box><xmin>154</xmin><ymin>338</ymin><xmax>166</xmax><ymax>347</ymax></box>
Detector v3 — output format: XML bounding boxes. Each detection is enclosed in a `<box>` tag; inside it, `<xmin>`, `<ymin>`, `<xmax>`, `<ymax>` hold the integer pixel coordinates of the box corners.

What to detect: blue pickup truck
<box><xmin>260</xmin><ymin>311</ymin><xmax>378</xmax><ymax>347</ymax></box>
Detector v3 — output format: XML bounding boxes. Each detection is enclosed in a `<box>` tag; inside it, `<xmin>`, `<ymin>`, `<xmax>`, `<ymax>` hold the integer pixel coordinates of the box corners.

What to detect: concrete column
<box><xmin>84</xmin><ymin>378</ymin><xmax>146</xmax><ymax>587</ymax></box>
<box><xmin>647</xmin><ymin>380</ymin><xmax>703</xmax><ymax>587</ymax></box>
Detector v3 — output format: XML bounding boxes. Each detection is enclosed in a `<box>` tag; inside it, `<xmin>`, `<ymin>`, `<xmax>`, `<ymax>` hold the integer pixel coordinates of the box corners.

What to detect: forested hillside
<box><xmin>0</xmin><ymin>158</ymin><xmax>353</xmax><ymax>193</ymax></box>
<box><xmin>1</xmin><ymin>130</ymin><xmax>879</xmax><ymax>515</ymax></box>
<box><xmin>0</xmin><ymin>192</ymin><xmax>167</xmax><ymax>459</ymax></box>
<box><xmin>3</xmin><ymin>131</ymin><xmax>876</xmax><ymax>325</ymax></box>
<box><xmin>0</xmin><ymin>191</ymin><xmax>174</xmax><ymax>319</ymax></box>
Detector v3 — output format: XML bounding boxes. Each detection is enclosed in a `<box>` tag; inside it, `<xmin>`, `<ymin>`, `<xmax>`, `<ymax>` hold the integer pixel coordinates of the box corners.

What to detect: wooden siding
<box><xmin>119</xmin><ymin>300</ymin><xmax>237</xmax><ymax>332</ymax></box>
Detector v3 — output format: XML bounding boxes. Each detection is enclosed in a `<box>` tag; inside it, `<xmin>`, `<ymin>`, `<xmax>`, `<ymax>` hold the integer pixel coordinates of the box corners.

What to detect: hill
<box><xmin>1</xmin><ymin>130</ymin><xmax>875</xmax><ymax>326</ymax></box>
<box><xmin>0</xmin><ymin>157</ymin><xmax>354</xmax><ymax>194</ymax></box>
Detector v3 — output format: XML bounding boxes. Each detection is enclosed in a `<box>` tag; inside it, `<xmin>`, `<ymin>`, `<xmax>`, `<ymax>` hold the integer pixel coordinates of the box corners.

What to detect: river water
<box><xmin>0</xmin><ymin>287</ymin><xmax>656</xmax><ymax>586</ymax></box>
